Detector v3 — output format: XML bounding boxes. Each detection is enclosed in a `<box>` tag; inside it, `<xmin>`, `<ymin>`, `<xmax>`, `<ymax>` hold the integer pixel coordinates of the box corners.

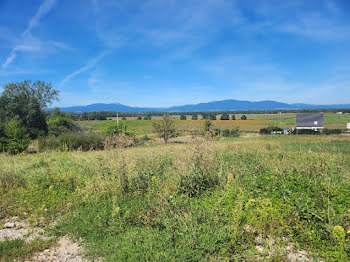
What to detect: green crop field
<box><xmin>1</xmin><ymin>135</ymin><xmax>350</xmax><ymax>261</ymax></box>
<box><xmin>77</xmin><ymin>113</ymin><xmax>350</xmax><ymax>135</ymax></box>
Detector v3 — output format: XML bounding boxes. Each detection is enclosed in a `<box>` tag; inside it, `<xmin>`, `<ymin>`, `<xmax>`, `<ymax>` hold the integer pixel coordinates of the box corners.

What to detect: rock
<box><xmin>4</xmin><ymin>222</ymin><xmax>16</xmax><ymax>228</ymax></box>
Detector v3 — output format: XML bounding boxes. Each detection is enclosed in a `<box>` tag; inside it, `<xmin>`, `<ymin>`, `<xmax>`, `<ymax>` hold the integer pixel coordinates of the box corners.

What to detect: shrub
<box><xmin>203</xmin><ymin>120</ymin><xmax>215</xmax><ymax>138</ymax></box>
<box><xmin>191</xmin><ymin>114</ymin><xmax>198</xmax><ymax>120</ymax></box>
<box><xmin>231</xmin><ymin>115</ymin><xmax>236</xmax><ymax>120</ymax></box>
<box><xmin>4</xmin><ymin>117</ymin><xmax>31</xmax><ymax>154</ymax></box>
<box><xmin>180</xmin><ymin>115</ymin><xmax>186</xmax><ymax>120</ymax></box>
<box><xmin>47</xmin><ymin>116</ymin><xmax>78</xmax><ymax>137</ymax></box>
<box><xmin>38</xmin><ymin>133</ymin><xmax>103</xmax><ymax>152</ymax></box>
<box><xmin>222</xmin><ymin>127</ymin><xmax>240</xmax><ymax>137</ymax></box>
<box><xmin>260</xmin><ymin>126</ymin><xmax>283</xmax><ymax>135</ymax></box>
<box><xmin>241</xmin><ymin>115</ymin><xmax>247</xmax><ymax>120</ymax></box>
<box><xmin>137</xmin><ymin>116</ymin><xmax>142</xmax><ymax>120</ymax></box>
<box><xmin>106</xmin><ymin>121</ymin><xmax>132</xmax><ymax>136</ymax></box>
<box><xmin>323</xmin><ymin>129</ymin><xmax>342</xmax><ymax>135</ymax></box>
<box><xmin>230</xmin><ymin>127</ymin><xmax>240</xmax><ymax>137</ymax></box>
<box><xmin>223</xmin><ymin>129</ymin><xmax>230</xmax><ymax>137</ymax></box>
<box><xmin>259</xmin><ymin>128</ymin><xmax>269</xmax><ymax>135</ymax></box>
<box><xmin>295</xmin><ymin>129</ymin><xmax>320</xmax><ymax>135</ymax></box>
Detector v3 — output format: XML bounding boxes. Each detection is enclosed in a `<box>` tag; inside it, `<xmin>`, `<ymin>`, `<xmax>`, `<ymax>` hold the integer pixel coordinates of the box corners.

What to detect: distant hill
<box><xmin>52</xmin><ymin>99</ymin><xmax>350</xmax><ymax>112</ymax></box>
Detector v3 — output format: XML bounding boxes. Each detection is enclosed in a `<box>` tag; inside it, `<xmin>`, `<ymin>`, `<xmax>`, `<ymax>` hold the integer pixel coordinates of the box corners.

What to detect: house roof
<box><xmin>296</xmin><ymin>113</ymin><xmax>324</xmax><ymax>127</ymax></box>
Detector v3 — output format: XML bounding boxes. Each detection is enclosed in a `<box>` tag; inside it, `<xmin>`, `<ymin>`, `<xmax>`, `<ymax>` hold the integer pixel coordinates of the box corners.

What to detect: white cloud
<box><xmin>59</xmin><ymin>50</ymin><xmax>111</xmax><ymax>88</ymax></box>
<box><xmin>1</xmin><ymin>0</ymin><xmax>58</xmax><ymax>69</ymax></box>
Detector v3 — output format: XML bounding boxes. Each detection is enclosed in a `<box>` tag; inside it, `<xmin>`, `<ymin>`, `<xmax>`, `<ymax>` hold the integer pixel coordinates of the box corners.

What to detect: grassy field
<box><xmin>78</xmin><ymin>113</ymin><xmax>350</xmax><ymax>135</ymax></box>
<box><xmin>1</xmin><ymin>135</ymin><xmax>350</xmax><ymax>261</ymax></box>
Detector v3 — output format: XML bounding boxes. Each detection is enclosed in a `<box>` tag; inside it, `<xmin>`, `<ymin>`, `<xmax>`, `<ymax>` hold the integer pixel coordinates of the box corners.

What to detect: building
<box><xmin>296</xmin><ymin>113</ymin><xmax>324</xmax><ymax>131</ymax></box>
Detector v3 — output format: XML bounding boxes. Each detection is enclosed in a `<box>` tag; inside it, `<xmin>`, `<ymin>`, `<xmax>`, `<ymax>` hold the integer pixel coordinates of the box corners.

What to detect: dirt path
<box><xmin>1</xmin><ymin>217</ymin><xmax>88</xmax><ymax>261</ymax></box>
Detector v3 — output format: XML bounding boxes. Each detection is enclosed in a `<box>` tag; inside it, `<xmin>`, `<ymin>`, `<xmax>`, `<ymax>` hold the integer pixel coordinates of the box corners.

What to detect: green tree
<box><xmin>220</xmin><ymin>113</ymin><xmax>229</xmax><ymax>120</ymax></box>
<box><xmin>241</xmin><ymin>115</ymin><xmax>247</xmax><ymax>120</ymax></box>
<box><xmin>152</xmin><ymin>114</ymin><xmax>177</xmax><ymax>143</ymax></box>
<box><xmin>0</xmin><ymin>80</ymin><xmax>59</xmax><ymax>138</ymax></box>
<box><xmin>231</xmin><ymin>115</ymin><xmax>236</xmax><ymax>120</ymax></box>
<box><xmin>50</xmin><ymin>107</ymin><xmax>64</xmax><ymax>119</ymax></box>
<box><xmin>5</xmin><ymin>117</ymin><xmax>31</xmax><ymax>154</ymax></box>
<box><xmin>180</xmin><ymin>114</ymin><xmax>187</xmax><ymax>120</ymax></box>
<box><xmin>137</xmin><ymin>116</ymin><xmax>142</xmax><ymax>120</ymax></box>
<box><xmin>191</xmin><ymin>114</ymin><xmax>198</xmax><ymax>120</ymax></box>
<box><xmin>203</xmin><ymin>120</ymin><xmax>215</xmax><ymax>138</ymax></box>
<box><xmin>26</xmin><ymin>98</ymin><xmax>48</xmax><ymax>138</ymax></box>
<box><xmin>0</xmin><ymin>122</ymin><xmax>6</xmax><ymax>152</ymax></box>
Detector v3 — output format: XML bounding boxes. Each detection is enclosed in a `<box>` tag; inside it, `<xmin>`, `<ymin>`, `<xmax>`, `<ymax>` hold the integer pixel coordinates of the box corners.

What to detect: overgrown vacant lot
<box><xmin>1</xmin><ymin>136</ymin><xmax>350</xmax><ymax>261</ymax></box>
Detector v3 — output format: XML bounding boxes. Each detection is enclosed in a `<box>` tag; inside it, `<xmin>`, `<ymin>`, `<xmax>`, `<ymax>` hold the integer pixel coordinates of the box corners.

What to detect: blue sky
<box><xmin>0</xmin><ymin>0</ymin><xmax>350</xmax><ymax>107</ymax></box>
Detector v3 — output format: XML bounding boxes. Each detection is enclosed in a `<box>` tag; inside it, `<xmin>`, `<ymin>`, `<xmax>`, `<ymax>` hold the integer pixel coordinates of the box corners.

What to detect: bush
<box><xmin>47</xmin><ymin>116</ymin><xmax>78</xmax><ymax>137</ymax></box>
<box><xmin>180</xmin><ymin>115</ymin><xmax>186</xmax><ymax>120</ymax></box>
<box><xmin>222</xmin><ymin>127</ymin><xmax>240</xmax><ymax>137</ymax></box>
<box><xmin>260</xmin><ymin>126</ymin><xmax>283</xmax><ymax>135</ymax></box>
<box><xmin>137</xmin><ymin>116</ymin><xmax>142</xmax><ymax>120</ymax></box>
<box><xmin>241</xmin><ymin>115</ymin><xmax>247</xmax><ymax>120</ymax></box>
<box><xmin>222</xmin><ymin>129</ymin><xmax>230</xmax><ymax>137</ymax></box>
<box><xmin>231</xmin><ymin>115</ymin><xmax>236</xmax><ymax>120</ymax></box>
<box><xmin>295</xmin><ymin>129</ymin><xmax>320</xmax><ymax>135</ymax></box>
<box><xmin>259</xmin><ymin>128</ymin><xmax>269</xmax><ymax>135</ymax></box>
<box><xmin>38</xmin><ymin>133</ymin><xmax>103</xmax><ymax>152</ymax></box>
<box><xmin>106</xmin><ymin>121</ymin><xmax>132</xmax><ymax>136</ymax></box>
<box><xmin>323</xmin><ymin>129</ymin><xmax>342</xmax><ymax>135</ymax></box>
<box><xmin>191</xmin><ymin>114</ymin><xmax>198</xmax><ymax>120</ymax></box>
<box><xmin>4</xmin><ymin>117</ymin><xmax>31</xmax><ymax>154</ymax></box>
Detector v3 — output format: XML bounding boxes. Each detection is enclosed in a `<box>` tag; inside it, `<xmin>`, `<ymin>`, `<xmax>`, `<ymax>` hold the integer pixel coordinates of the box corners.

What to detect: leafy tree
<box><xmin>50</xmin><ymin>107</ymin><xmax>64</xmax><ymax>119</ymax></box>
<box><xmin>210</xmin><ymin>114</ymin><xmax>217</xmax><ymax>120</ymax></box>
<box><xmin>144</xmin><ymin>115</ymin><xmax>152</xmax><ymax>120</ymax></box>
<box><xmin>0</xmin><ymin>122</ymin><xmax>6</xmax><ymax>152</ymax></box>
<box><xmin>0</xmin><ymin>80</ymin><xmax>59</xmax><ymax>138</ymax></box>
<box><xmin>220</xmin><ymin>113</ymin><xmax>229</xmax><ymax>120</ymax></box>
<box><xmin>191</xmin><ymin>114</ymin><xmax>198</xmax><ymax>120</ymax></box>
<box><xmin>180</xmin><ymin>115</ymin><xmax>186</xmax><ymax>120</ymax></box>
<box><xmin>152</xmin><ymin>114</ymin><xmax>177</xmax><ymax>143</ymax></box>
<box><xmin>231</xmin><ymin>115</ymin><xmax>236</xmax><ymax>120</ymax></box>
<box><xmin>241</xmin><ymin>115</ymin><xmax>247</xmax><ymax>120</ymax></box>
<box><xmin>26</xmin><ymin>98</ymin><xmax>48</xmax><ymax>138</ymax></box>
<box><xmin>4</xmin><ymin>117</ymin><xmax>30</xmax><ymax>154</ymax></box>
<box><xmin>137</xmin><ymin>116</ymin><xmax>142</xmax><ymax>120</ymax></box>
<box><xmin>122</xmin><ymin>117</ymin><xmax>127</xmax><ymax>120</ymax></box>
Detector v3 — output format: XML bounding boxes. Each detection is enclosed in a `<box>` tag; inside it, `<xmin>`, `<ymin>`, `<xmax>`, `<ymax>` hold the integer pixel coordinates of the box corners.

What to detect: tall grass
<box><xmin>0</xmin><ymin>136</ymin><xmax>349</xmax><ymax>261</ymax></box>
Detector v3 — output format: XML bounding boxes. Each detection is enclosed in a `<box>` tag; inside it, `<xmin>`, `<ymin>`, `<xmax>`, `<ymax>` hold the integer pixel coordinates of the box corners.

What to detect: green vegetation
<box><xmin>0</xmin><ymin>238</ymin><xmax>55</xmax><ymax>261</ymax></box>
<box><xmin>152</xmin><ymin>114</ymin><xmax>178</xmax><ymax>143</ymax></box>
<box><xmin>0</xmin><ymin>136</ymin><xmax>349</xmax><ymax>261</ymax></box>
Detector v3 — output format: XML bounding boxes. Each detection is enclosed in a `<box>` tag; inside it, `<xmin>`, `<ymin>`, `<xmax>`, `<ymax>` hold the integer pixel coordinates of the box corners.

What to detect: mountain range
<box><xmin>53</xmin><ymin>99</ymin><xmax>350</xmax><ymax>112</ymax></box>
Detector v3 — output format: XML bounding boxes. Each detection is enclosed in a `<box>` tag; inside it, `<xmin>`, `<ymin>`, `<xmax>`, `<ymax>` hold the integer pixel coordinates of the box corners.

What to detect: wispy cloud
<box><xmin>59</xmin><ymin>50</ymin><xmax>111</xmax><ymax>88</ymax></box>
<box><xmin>1</xmin><ymin>0</ymin><xmax>57</xmax><ymax>69</ymax></box>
